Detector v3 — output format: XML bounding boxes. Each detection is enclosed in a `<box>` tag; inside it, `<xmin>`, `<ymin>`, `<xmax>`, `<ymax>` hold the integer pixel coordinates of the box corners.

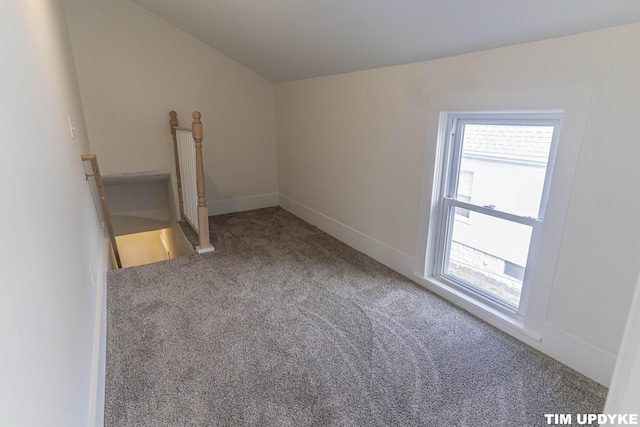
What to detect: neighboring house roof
<box><xmin>462</xmin><ymin>124</ymin><xmax>553</xmax><ymax>166</ymax></box>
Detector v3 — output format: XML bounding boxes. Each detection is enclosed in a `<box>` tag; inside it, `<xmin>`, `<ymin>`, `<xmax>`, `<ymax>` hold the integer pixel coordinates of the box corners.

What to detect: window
<box><xmin>433</xmin><ymin>112</ymin><xmax>561</xmax><ymax>313</ymax></box>
<box><xmin>455</xmin><ymin>170</ymin><xmax>473</xmax><ymax>218</ymax></box>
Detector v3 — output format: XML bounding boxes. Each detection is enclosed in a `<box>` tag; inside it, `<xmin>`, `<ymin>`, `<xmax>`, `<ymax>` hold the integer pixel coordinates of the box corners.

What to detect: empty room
<box><xmin>2</xmin><ymin>0</ymin><xmax>640</xmax><ymax>426</ymax></box>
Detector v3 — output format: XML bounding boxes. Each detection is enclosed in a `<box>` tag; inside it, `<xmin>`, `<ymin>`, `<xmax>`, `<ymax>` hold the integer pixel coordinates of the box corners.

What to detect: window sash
<box><xmin>433</xmin><ymin>112</ymin><xmax>561</xmax><ymax>316</ymax></box>
<box><xmin>436</xmin><ymin>197</ymin><xmax>542</xmax><ymax>312</ymax></box>
<box><xmin>445</xmin><ymin>116</ymin><xmax>561</xmax><ymax>220</ymax></box>
<box><xmin>443</xmin><ymin>197</ymin><xmax>541</xmax><ymax>227</ymax></box>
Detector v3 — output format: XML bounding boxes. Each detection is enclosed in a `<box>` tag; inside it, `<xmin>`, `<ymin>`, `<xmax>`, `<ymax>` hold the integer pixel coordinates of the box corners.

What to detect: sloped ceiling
<box><xmin>130</xmin><ymin>0</ymin><xmax>640</xmax><ymax>82</ymax></box>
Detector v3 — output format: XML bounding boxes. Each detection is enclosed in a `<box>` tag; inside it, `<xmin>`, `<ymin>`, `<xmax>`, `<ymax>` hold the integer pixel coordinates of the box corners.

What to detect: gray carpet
<box><xmin>106</xmin><ymin>207</ymin><xmax>607</xmax><ymax>426</ymax></box>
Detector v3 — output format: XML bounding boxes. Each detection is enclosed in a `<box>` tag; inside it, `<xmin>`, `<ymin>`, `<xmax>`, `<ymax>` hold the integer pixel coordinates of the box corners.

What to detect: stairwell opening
<box><xmin>103</xmin><ymin>171</ymin><xmax>194</xmax><ymax>268</ymax></box>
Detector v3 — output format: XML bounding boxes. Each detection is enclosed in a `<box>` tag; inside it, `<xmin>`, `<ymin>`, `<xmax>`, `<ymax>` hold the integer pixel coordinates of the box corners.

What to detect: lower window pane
<box><xmin>444</xmin><ymin>207</ymin><xmax>532</xmax><ymax>308</ymax></box>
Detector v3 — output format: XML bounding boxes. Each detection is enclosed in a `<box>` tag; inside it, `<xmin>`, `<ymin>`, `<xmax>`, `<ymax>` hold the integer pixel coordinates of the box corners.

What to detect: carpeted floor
<box><xmin>106</xmin><ymin>207</ymin><xmax>607</xmax><ymax>426</ymax></box>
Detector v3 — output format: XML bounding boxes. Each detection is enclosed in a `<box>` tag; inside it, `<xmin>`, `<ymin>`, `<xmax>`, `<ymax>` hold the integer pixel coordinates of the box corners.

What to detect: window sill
<box><xmin>412</xmin><ymin>274</ymin><xmax>543</xmax><ymax>343</ymax></box>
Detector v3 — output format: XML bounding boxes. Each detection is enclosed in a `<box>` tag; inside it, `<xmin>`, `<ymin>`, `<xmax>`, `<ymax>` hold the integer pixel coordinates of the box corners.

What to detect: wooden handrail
<box><xmin>81</xmin><ymin>154</ymin><xmax>122</xmax><ymax>268</ymax></box>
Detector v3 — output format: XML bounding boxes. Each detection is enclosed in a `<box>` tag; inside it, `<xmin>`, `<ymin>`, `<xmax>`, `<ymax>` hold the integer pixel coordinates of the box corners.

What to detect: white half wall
<box><xmin>605</xmin><ymin>271</ymin><xmax>640</xmax><ymax>418</ymax></box>
<box><xmin>62</xmin><ymin>0</ymin><xmax>278</xmax><ymax>212</ymax></box>
<box><xmin>0</xmin><ymin>1</ymin><xmax>107</xmax><ymax>425</ymax></box>
<box><xmin>276</xmin><ymin>23</ymin><xmax>640</xmax><ymax>385</ymax></box>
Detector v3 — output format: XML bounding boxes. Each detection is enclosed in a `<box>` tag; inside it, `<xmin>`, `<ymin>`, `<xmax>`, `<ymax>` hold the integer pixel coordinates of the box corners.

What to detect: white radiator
<box><xmin>175</xmin><ymin>128</ymin><xmax>199</xmax><ymax>231</ymax></box>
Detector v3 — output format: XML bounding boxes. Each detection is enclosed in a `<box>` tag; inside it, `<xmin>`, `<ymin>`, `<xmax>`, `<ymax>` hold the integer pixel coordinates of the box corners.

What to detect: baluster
<box><xmin>170</xmin><ymin>111</ymin><xmax>186</xmax><ymax>222</ymax></box>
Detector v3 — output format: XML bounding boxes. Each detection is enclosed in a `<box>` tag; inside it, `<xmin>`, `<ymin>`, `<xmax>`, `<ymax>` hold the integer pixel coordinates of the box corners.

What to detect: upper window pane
<box><xmin>456</xmin><ymin>123</ymin><xmax>555</xmax><ymax>218</ymax></box>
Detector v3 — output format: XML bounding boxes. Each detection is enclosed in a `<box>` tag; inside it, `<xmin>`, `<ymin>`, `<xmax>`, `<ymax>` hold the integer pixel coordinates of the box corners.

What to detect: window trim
<box><xmin>431</xmin><ymin>111</ymin><xmax>562</xmax><ymax>317</ymax></box>
<box><xmin>413</xmin><ymin>88</ymin><xmax>592</xmax><ymax>376</ymax></box>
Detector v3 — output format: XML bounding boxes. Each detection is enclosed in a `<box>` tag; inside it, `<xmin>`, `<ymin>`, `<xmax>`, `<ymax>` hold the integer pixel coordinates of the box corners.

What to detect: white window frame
<box><xmin>433</xmin><ymin>112</ymin><xmax>562</xmax><ymax>316</ymax></box>
<box><xmin>414</xmin><ymin>88</ymin><xmax>590</xmax><ymax>365</ymax></box>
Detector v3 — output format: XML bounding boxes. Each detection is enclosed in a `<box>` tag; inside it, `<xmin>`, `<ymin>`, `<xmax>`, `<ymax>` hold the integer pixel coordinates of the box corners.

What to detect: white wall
<box><xmin>63</xmin><ymin>0</ymin><xmax>278</xmax><ymax>214</ymax></box>
<box><xmin>276</xmin><ymin>23</ymin><xmax>640</xmax><ymax>385</ymax></box>
<box><xmin>605</xmin><ymin>270</ymin><xmax>640</xmax><ymax>419</ymax></box>
<box><xmin>0</xmin><ymin>1</ymin><xmax>107</xmax><ymax>425</ymax></box>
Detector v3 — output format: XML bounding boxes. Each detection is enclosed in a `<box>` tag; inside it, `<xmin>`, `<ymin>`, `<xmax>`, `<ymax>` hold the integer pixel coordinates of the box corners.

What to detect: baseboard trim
<box><xmin>412</xmin><ymin>275</ymin><xmax>543</xmax><ymax>342</ymax></box>
<box><xmin>540</xmin><ymin>325</ymin><xmax>616</xmax><ymax>386</ymax></box>
<box><xmin>88</xmin><ymin>233</ymin><xmax>109</xmax><ymax>427</ymax></box>
<box><xmin>208</xmin><ymin>193</ymin><xmax>279</xmax><ymax>216</ymax></box>
<box><xmin>278</xmin><ymin>194</ymin><xmax>615</xmax><ymax>386</ymax></box>
<box><xmin>412</xmin><ymin>274</ymin><xmax>616</xmax><ymax>385</ymax></box>
<box><xmin>278</xmin><ymin>194</ymin><xmax>414</xmax><ymax>277</ymax></box>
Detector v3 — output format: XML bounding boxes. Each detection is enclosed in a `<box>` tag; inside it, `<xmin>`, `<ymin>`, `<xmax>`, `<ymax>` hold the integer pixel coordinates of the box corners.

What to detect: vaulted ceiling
<box><xmin>131</xmin><ymin>0</ymin><xmax>640</xmax><ymax>82</ymax></box>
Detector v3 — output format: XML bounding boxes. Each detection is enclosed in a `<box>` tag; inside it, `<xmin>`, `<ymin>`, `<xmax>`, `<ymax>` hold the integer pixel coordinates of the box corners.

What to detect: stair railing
<box><xmin>81</xmin><ymin>154</ymin><xmax>122</xmax><ymax>268</ymax></box>
<box><xmin>170</xmin><ymin>111</ymin><xmax>214</xmax><ymax>253</ymax></box>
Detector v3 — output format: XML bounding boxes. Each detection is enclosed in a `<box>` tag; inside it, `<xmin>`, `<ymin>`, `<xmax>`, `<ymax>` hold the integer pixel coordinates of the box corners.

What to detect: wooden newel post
<box><xmin>192</xmin><ymin>111</ymin><xmax>213</xmax><ymax>252</ymax></box>
<box><xmin>170</xmin><ymin>111</ymin><xmax>186</xmax><ymax>221</ymax></box>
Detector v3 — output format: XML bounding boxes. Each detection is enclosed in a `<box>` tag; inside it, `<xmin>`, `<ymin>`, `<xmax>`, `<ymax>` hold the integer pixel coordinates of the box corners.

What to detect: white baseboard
<box><xmin>278</xmin><ymin>193</ymin><xmax>615</xmax><ymax>386</ymax></box>
<box><xmin>412</xmin><ymin>275</ymin><xmax>616</xmax><ymax>385</ymax></box>
<box><xmin>540</xmin><ymin>324</ymin><xmax>616</xmax><ymax>386</ymax></box>
<box><xmin>207</xmin><ymin>193</ymin><xmax>279</xmax><ymax>216</ymax></box>
<box><xmin>88</xmin><ymin>234</ymin><xmax>109</xmax><ymax>427</ymax></box>
<box><xmin>278</xmin><ymin>194</ymin><xmax>414</xmax><ymax>277</ymax></box>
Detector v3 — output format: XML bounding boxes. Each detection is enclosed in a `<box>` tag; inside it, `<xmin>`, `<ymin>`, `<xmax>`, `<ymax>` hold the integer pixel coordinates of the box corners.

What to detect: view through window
<box><xmin>436</xmin><ymin>114</ymin><xmax>561</xmax><ymax>310</ymax></box>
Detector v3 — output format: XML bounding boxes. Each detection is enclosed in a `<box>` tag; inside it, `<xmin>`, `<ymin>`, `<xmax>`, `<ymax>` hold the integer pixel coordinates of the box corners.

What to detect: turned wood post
<box><xmin>170</xmin><ymin>111</ymin><xmax>186</xmax><ymax>221</ymax></box>
<box><xmin>192</xmin><ymin>111</ymin><xmax>212</xmax><ymax>251</ymax></box>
